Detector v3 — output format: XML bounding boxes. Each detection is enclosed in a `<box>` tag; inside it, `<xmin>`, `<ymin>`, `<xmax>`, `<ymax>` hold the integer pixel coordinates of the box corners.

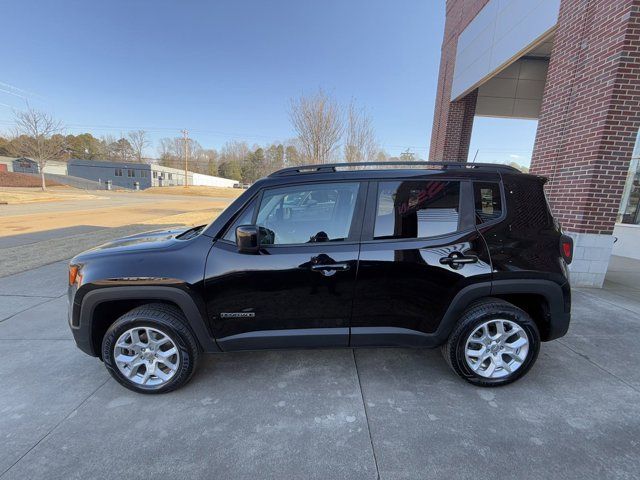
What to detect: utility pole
<box><xmin>181</xmin><ymin>129</ymin><xmax>189</xmax><ymax>187</ymax></box>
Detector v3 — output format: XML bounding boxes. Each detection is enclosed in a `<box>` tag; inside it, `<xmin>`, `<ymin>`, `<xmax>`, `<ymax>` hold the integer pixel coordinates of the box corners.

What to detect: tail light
<box><xmin>560</xmin><ymin>235</ymin><xmax>573</xmax><ymax>264</ymax></box>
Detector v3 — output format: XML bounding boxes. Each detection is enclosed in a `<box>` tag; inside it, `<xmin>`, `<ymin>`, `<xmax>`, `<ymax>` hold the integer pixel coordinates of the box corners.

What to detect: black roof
<box><xmin>269</xmin><ymin>161</ymin><xmax>521</xmax><ymax>177</ymax></box>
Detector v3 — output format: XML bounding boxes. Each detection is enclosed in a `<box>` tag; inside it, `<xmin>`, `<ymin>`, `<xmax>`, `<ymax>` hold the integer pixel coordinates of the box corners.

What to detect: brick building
<box><xmin>431</xmin><ymin>0</ymin><xmax>640</xmax><ymax>287</ymax></box>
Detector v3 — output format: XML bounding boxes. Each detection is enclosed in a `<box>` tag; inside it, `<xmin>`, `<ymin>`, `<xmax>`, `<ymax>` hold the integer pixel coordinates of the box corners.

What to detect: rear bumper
<box><xmin>546</xmin><ymin>311</ymin><xmax>571</xmax><ymax>341</ymax></box>
<box><xmin>546</xmin><ymin>281</ymin><xmax>571</xmax><ymax>341</ymax></box>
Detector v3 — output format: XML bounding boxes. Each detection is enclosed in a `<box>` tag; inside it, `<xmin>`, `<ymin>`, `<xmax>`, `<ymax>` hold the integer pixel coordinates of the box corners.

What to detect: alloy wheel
<box><xmin>113</xmin><ymin>327</ymin><xmax>180</xmax><ymax>387</ymax></box>
<box><xmin>464</xmin><ymin>319</ymin><xmax>529</xmax><ymax>379</ymax></box>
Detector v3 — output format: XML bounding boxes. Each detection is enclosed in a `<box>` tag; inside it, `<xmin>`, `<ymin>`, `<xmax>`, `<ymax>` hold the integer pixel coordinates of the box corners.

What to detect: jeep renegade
<box><xmin>68</xmin><ymin>161</ymin><xmax>572</xmax><ymax>393</ymax></box>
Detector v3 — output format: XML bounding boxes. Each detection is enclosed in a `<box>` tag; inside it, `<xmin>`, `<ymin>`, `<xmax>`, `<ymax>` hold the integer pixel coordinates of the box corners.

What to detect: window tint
<box><xmin>256</xmin><ymin>182</ymin><xmax>360</xmax><ymax>245</ymax></box>
<box><xmin>223</xmin><ymin>198</ymin><xmax>258</xmax><ymax>242</ymax></box>
<box><xmin>374</xmin><ymin>181</ymin><xmax>460</xmax><ymax>239</ymax></box>
<box><xmin>474</xmin><ymin>182</ymin><xmax>502</xmax><ymax>223</ymax></box>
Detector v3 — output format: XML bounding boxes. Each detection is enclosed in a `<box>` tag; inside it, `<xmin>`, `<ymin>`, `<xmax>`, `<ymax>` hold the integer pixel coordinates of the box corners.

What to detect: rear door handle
<box><xmin>311</xmin><ymin>263</ymin><xmax>350</xmax><ymax>271</ymax></box>
<box><xmin>311</xmin><ymin>263</ymin><xmax>350</xmax><ymax>276</ymax></box>
<box><xmin>439</xmin><ymin>253</ymin><xmax>478</xmax><ymax>267</ymax></box>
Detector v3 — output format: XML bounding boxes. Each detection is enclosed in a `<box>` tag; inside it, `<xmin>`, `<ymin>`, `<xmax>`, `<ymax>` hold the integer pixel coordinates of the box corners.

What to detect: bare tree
<box><xmin>157</xmin><ymin>137</ymin><xmax>183</xmax><ymax>169</ymax></box>
<box><xmin>11</xmin><ymin>107</ymin><xmax>65</xmax><ymax>191</ymax></box>
<box><xmin>289</xmin><ymin>89</ymin><xmax>343</xmax><ymax>164</ymax></box>
<box><xmin>101</xmin><ymin>135</ymin><xmax>116</xmax><ymax>161</ymax></box>
<box><xmin>344</xmin><ymin>100</ymin><xmax>377</xmax><ymax>164</ymax></box>
<box><xmin>128</xmin><ymin>130</ymin><xmax>150</xmax><ymax>163</ymax></box>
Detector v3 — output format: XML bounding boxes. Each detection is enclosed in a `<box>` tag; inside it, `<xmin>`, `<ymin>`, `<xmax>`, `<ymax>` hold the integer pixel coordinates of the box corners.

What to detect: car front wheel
<box><xmin>102</xmin><ymin>304</ymin><xmax>199</xmax><ymax>394</ymax></box>
<box><xmin>442</xmin><ymin>298</ymin><xmax>540</xmax><ymax>387</ymax></box>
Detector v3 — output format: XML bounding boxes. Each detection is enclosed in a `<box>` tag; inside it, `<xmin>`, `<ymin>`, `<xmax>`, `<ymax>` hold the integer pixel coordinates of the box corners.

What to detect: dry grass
<box><xmin>0</xmin><ymin>171</ymin><xmax>63</xmax><ymax>188</ymax></box>
<box><xmin>0</xmin><ymin>194</ymin><xmax>232</xmax><ymax>237</ymax></box>
<box><xmin>0</xmin><ymin>186</ymin><xmax>97</xmax><ymax>205</ymax></box>
<box><xmin>142</xmin><ymin>186</ymin><xmax>242</xmax><ymax>199</ymax></box>
<box><xmin>140</xmin><ymin>209</ymin><xmax>226</xmax><ymax>228</ymax></box>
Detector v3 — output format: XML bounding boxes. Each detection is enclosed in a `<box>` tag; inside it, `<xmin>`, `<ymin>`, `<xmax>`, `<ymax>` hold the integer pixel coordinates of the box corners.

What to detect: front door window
<box><xmin>256</xmin><ymin>182</ymin><xmax>360</xmax><ymax>245</ymax></box>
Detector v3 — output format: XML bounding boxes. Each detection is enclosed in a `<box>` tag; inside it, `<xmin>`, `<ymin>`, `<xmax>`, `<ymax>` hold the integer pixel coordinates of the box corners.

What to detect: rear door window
<box><xmin>374</xmin><ymin>180</ymin><xmax>460</xmax><ymax>239</ymax></box>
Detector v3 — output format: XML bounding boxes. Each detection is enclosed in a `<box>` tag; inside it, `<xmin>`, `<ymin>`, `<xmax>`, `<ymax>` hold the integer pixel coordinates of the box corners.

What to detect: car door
<box><xmin>350</xmin><ymin>176</ymin><xmax>493</xmax><ymax>347</ymax></box>
<box><xmin>204</xmin><ymin>181</ymin><xmax>366</xmax><ymax>351</ymax></box>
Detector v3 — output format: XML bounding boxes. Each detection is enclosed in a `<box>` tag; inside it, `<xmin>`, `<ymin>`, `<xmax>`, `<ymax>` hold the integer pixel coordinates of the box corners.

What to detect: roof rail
<box><xmin>269</xmin><ymin>161</ymin><xmax>521</xmax><ymax>177</ymax></box>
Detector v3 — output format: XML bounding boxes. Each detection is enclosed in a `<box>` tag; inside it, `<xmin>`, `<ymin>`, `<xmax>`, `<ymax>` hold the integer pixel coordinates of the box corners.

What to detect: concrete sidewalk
<box><xmin>1</xmin><ymin>259</ymin><xmax>639</xmax><ymax>479</ymax></box>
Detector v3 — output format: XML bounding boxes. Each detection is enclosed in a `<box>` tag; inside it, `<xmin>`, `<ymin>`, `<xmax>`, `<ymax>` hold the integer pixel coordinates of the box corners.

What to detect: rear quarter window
<box><xmin>503</xmin><ymin>177</ymin><xmax>552</xmax><ymax>231</ymax></box>
<box><xmin>474</xmin><ymin>182</ymin><xmax>503</xmax><ymax>224</ymax></box>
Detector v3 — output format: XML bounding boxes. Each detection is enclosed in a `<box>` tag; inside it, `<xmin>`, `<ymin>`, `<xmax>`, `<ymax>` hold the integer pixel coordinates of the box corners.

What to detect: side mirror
<box><xmin>236</xmin><ymin>225</ymin><xmax>260</xmax><ymax>254</ymax></box>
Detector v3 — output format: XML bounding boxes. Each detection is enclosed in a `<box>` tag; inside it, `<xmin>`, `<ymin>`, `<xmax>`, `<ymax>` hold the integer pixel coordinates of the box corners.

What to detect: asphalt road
<box><xmin>1</xmin><ymin>255</ymin><xmax>639</xmax><ymax>479</ymax></box>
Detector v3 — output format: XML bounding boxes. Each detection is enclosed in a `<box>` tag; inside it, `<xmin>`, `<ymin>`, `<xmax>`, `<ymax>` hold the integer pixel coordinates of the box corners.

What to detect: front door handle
<box><xmin>311</xmin><ymin>263</ymin><xmax>350</xmax><ymax>276</ymax></box>
<box><xmin>439</xmin><ymin>252</ymin><xmax>478</xmax><ymax>268</ymax></box>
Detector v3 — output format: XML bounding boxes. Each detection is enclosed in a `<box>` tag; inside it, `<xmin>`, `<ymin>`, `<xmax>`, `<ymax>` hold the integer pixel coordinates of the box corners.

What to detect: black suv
<box><xmin>68</xmin><ymin>162</ymin><xmax>573</xmax><ymax>393</ymax></box>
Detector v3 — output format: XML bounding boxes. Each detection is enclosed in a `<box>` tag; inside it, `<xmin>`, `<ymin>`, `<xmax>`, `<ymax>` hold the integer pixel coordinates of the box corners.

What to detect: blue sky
<box><xmin>0</xmin><ymin>0</ymin><xmax>536</xmax><ymax>165</ymax></box>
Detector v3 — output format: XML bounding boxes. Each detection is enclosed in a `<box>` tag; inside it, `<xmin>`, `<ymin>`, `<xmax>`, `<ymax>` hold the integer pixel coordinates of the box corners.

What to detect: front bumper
<box><xmin>68</xmin><ymin>285</ymin><xmax>97</xmax><ymax>357</ymax></box>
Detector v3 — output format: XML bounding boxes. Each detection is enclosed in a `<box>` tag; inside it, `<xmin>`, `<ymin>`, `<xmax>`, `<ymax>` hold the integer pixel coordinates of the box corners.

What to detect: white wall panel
<box><xmin>451</xmin><ymin>0</ymin><xmax>560</xmax><ymax>100</ymax></box>
<box><xmin>475</xmin><ymin>58</ymin><xmax>548</xmax><ymax>119</ymax></box>
<box><xmin>513</xmin><ymin>99</ymin><xmax>542</xmax><ymax>118</ymax></box>
<box><xmin>192</xmin><ymin>172</ymin><xmax>237</xmax><ymax>188</ymax></box>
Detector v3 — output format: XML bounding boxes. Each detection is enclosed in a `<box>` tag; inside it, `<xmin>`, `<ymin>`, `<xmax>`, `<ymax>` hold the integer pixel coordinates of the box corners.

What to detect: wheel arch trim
<box><xmin>438</xmin><ymin>279</ymin><xmax>569</xmax><ymax>342</ymax></box>
<box><xmin>76</xmin><ymin>286</ymin><xmax>220</xmax><ymax>356</ymax></box>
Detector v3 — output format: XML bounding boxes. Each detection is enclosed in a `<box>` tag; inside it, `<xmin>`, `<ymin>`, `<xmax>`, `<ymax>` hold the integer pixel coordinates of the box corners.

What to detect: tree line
<box><xmin>1</xmin><ymin>89</ymin><xmax>420</xmax><ymax>190</ymax></box>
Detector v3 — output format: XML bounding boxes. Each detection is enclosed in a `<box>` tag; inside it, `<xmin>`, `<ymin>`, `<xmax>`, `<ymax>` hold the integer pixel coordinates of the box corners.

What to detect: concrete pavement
<box><xmin>1</xmin><ymin>259</ymin><xmax>639</xmax><ymax>479</ymax></box>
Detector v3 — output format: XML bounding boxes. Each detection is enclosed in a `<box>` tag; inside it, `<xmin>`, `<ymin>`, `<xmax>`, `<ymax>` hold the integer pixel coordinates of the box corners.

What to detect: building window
<box><xmin>374</xmin><ymin>181</ymin><xmax>460</xmax><ymax>239</ymax></box>
<box><xmin>127</xmin><ymin>169</ymin><xmax>135</xmax><ymax>177</ymax></box>
<box><xmin>168</xmin><ymin>173</ymin><xmax>173</xmax><ymax>180</ymax></box>
<box><xmin>140</xmin><ymin>170</ymin><xmax>148</xmax><ymax>178</ymax></box>
<box><xmin>152</xmin><ymin>171</ymin><xmax>157</xmax><ymax>179</ymax></box>
<box><xmin>618</xmin><ymin>131</ymin><xmax>640</xmax><ymax>225</ymax></box>
<box><xmin>618</xmin><ymin>158</ymin><xmax>640</xmax><ymax>225</ymax></box>
<box><xmin>115</xmin><ymin>168</ymin><xmax>123</xmax><ymax>177</ymax></box>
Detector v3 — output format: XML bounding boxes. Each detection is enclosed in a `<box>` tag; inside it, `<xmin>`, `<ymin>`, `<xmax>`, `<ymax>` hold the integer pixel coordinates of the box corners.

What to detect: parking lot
<box><xmin>1</xmin><ymin>220</ymin><xmax>639</xmax><ymax>480</ymax></box>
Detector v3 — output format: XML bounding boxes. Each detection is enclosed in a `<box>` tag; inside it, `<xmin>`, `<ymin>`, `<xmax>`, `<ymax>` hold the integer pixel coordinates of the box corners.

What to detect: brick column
<box><xmin>531</xmin><ymin>0</ymin><xmax>640</xmax><ymax>286</ymax></box>
<box><xmin>440</xmin><ymin>89</ymin><xmax>478</xmax><ymax>162</ymax></box>
<box><xmin>430</xmin><ymin>0</ymin><xmax>489</xmax><ymax>162</ymax></box>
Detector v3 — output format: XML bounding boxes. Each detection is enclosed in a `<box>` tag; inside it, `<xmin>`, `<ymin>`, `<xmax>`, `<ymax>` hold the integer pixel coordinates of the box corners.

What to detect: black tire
<box><xmin>102</xmin><ymin>303</ymin><xmax>200</xmax><ymax>394</ymax></box>
<box><xmin>441</xmin><ymin>298</ymin><xmax>540</xmax><ymax>387</ymax></box>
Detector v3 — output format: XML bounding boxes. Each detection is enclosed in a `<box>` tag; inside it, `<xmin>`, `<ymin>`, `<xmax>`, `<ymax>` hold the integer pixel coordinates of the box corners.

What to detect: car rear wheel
<box><xmin>102</xmin><ymin>304</ymin><xmax>199</xmax><ymax>394</ymax></box>
<box><xmin>442</xmin><ymin>298</ymin><xmax>540</xmax><ymax>387</ymax></box>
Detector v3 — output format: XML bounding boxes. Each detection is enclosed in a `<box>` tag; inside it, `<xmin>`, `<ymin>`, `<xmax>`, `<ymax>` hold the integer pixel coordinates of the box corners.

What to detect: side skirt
<box><xmin>350</xmin><ymin>327</ymin><xmax>440</xmax><ymax>348</ymax></box>
<box><xmin>217</xmin><ymin>328</ymin><xmax>349</xmax><ymax>351</ymax></box>
<box><xmin>217</xmin><ymin>327</ymin><xmax>440</xmax><ymax>351</ymax></box>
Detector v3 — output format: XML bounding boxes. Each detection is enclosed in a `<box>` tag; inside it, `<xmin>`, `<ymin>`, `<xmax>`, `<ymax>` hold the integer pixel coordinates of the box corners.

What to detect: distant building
<box><xmin>43</xmin><ymin>160</ymin><xmax>69</xmax><ymax>175</ymax></box>
<box><xmin>67</xmin><ymin>159</ymin><xmax>236</xmax><ymax>189</ymax></box>
<box><xmin>0</xmin><ymin>157</ymin><xmax>67</xmax><ymax>175</ymax></box>
<box><xmin>0</xmin><ymin>156</ymin><xmax>15</xmax><ymax>172</ymax></box>
<box><xmin>12</xmin><ymin>157</ymin><xmax>39</xmax><ymax>174</ymax></box>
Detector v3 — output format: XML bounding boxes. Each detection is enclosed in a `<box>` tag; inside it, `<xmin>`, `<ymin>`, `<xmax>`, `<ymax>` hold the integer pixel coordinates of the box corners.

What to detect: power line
<box><xmin>0</xmin><ymin>81</ymin><xmax>41</xmax><ymax>99</ymax></box>
<box><xmin>181</xmin><ymin>129</ymin><xmax>189</xmax><ymax>188</ymax></box>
